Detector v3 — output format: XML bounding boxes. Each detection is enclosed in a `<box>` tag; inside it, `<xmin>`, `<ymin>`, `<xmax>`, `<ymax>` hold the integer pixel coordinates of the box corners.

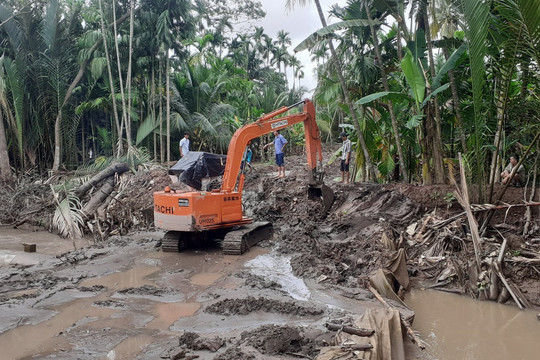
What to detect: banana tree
<box><xmin>358</xmin><ymin>47</ymin><xmax>454</xmax><ymax>183</ymax></box>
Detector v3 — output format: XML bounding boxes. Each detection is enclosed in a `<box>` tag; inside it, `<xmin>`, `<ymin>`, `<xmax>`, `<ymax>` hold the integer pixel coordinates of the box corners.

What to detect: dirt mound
<box><xmin>204</xmin><ymin>296</ymin><xmax>324</xmax><ymax>316</ymax></box>
<box><xmin>178</xmin><ymin>332</ymin><xmax>225</xmax><ymax>352</ymax></box>
<box><xmin>213</xmin><ymin>347</ymin><xmax>255</xmax><ymax>360</ymax></box>
<box><xmin>92</xmin><ymin>300</ymin><xmax>125</xmax><ymax>309</ymax></box>
<box><xmin>117</xmin><ymin>285</ymin><xmax>176</xmax><ymax>296</ymax></box>
<box><xmin>79</xmin><ymin>285</ymin><xmax>106</xmax><ymax>292</ymax></box>
<box><xmin>239</xmin><ymin>324</ymin><xmax>320</xmax><ymax>358</ymax></box>
<box><xmin>254</xmin><ymin>181</ymin><xmax>420</xmax><ymax>286</ymax></box>
<box><xmin>235</xmin><ymin>272</ymin><xmax>282</xmax><ymax>290</ymax></box>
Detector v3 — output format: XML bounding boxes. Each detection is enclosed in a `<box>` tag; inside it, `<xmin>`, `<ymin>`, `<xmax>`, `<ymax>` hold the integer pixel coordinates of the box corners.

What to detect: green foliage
<box><xmin>401</xmin><ymin>49</ymin><xmax>425</xmax><ymax>106</ymax></box>
<box><xmin>432</xmin><ymin>42</ymin><xmax>468</xmax><ymax>90</ymax></box>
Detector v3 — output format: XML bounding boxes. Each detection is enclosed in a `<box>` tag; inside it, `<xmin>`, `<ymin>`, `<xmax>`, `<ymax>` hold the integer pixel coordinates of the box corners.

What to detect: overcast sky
<box><xmin>256</xmin><ymin>0</ymin><xmax>347</xmax><ymax>94</ymax></box>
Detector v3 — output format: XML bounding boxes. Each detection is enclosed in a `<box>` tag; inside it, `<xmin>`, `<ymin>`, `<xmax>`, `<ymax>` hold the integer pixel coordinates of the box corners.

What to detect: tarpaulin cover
<box><xmin>168</xmin><ymin>152</ymin><xmax>227</xmax><ymax>190</ymax></box>
<box><xmin>315</xmin><ymin>308</ymin><xmax>406</xmax><ymax>360</ymax></box>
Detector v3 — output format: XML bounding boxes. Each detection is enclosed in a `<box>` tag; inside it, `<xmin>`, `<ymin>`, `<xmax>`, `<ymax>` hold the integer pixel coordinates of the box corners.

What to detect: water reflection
<box><xmin>405</xmin><ymin>288</ymin><xmax>540</xmax><ymax>360</ymax></box>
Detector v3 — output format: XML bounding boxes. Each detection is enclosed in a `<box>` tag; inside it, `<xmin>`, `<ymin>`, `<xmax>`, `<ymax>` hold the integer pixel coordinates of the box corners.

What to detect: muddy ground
<box><xmin>1</xmin><ymin>151</ymin><xmax>539</xmax><ymax>359</ymax></box>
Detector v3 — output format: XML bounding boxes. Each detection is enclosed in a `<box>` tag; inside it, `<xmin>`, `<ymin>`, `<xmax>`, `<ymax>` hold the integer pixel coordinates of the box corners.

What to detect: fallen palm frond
<box><xmin>51</xmin><ymin>184</ymin><xmax>85</xmax><ymax>249</ymax></box>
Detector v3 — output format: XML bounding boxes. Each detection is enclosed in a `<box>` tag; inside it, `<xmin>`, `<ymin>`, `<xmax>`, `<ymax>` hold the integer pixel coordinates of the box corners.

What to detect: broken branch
<box><xmin>325</xmin><ymin>323</ymin><xmax>374</xmax><ymax>337</ymax></box>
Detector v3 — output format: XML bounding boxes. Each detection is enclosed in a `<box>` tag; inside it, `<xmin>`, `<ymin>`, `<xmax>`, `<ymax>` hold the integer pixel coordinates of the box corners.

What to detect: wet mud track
<box><xmin>0</xmin><ymin>231</ymin><xmax>383</xmax><ymax>359</ymax></box>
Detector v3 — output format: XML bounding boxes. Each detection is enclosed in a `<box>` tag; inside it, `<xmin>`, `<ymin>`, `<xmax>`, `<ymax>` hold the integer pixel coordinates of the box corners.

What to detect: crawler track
<box><xmin>222</xmin><ymin>222</ymin><xmax>273</xmax><ymax>255</ymax></box>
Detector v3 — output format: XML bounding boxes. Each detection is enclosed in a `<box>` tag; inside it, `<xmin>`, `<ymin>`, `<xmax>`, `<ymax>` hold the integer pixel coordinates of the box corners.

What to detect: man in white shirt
<box><xmin>340</xmin><ymin>132</ymin><xmax>351</xmax><ymax>183</ymax></box>
<box><xmin>179</xmin><ymin>132</ymin><xmax>190</xmax><ymax>158</ymax></box>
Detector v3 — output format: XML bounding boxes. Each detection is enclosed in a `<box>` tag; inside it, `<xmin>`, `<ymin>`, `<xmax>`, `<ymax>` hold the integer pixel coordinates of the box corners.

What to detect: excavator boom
<box><xmin>153</xmin><ymin>99</ymin><xmax>333</xmax><ymax>254</ymax></box>
<box><xmin>221</xmin><ymin>99</ymin><xmax>322</xmax><ymax>193</ymax></box>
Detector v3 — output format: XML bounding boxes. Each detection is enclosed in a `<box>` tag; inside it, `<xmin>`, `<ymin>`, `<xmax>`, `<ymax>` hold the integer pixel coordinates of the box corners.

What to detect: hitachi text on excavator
<box><xmin>153</xmin><ymin>99</ymin><xmax>334</xmax><ymax>254</ymax></box>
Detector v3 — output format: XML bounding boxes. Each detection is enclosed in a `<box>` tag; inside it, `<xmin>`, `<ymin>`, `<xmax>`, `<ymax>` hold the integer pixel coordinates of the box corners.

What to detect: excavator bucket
<box><xmin>308</xmin><ymin>184</ymin><xmax>335</xmax><ymax>213</ymax></box>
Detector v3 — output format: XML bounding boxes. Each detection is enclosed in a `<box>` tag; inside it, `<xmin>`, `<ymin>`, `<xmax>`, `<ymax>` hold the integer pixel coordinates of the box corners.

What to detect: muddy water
<box><xmin>146</xmin><ymin>302</ymin><xmax>201</xmax><ymax>329</ymax></box>
<box><xmin>245</xmin><ymin>254</ymin><xmax>310</xmax><ymax>300</ymax></box>
<box><xmin>406</xmin><ymin>289</ymin><xmax>540</xmax><ymax>359</ymax></box>
<box><xmin>0</xmin><ymin>227</ymin><xmax>90</xmax><ymax>255</ymax></box>
<box><xmin>0</xmin><ymin>295</ymin><xmax>116</xmax><ymax>359</ymax></box>
<box><xmin>79</xmin><ymin>266</ymin><xmax>159</xmax><ymax>289</ymax></box>
<box><xmin>0</xmin><ymin>233</ymin><xmax>272</xmax><ymax>360</ymax></box>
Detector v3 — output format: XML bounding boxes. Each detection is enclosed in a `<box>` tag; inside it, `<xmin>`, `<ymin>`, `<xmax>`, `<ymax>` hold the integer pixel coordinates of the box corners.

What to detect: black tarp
<box><xmin>168</xmin><ymin>151</ymin><xmax>227</xmax><ymax>190</ymax></box>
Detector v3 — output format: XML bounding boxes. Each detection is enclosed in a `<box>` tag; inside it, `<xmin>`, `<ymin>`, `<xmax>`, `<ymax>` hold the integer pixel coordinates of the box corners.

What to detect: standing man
<box><xmin>179</xmin><ymin>132</ymin><xmax>190</xmax><ymax>158</ymax></box>
<box><xmin>340</xmin><ymin>132</ymin><xmax>352</xmax><ymax>183</ymax></box>
<box><xmin>241</xmin><ymin>145</ymin><xmax>253</xmax><ymax>172</ymax></box>
<box><xmin>264</xmin><ymin>129</ymin><xmax>288</xmax><ymax>178</ymax></box>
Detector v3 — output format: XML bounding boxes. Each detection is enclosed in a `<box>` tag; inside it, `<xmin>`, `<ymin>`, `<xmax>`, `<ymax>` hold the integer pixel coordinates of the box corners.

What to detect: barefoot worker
<box><xmin>339</xmin><ymin>131</ymin><xmax>352</xmax><ymax>183</ymax></box>
<box><xmin>264</xmin><ymin>130</ymin><xmax>288</xmax><ymax>178</ymax></box>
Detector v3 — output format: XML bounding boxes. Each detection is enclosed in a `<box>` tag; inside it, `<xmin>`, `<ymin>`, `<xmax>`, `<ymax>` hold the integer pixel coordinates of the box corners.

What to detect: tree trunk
<box><xmin>125</xmin><ymin>0</ymin><xmax>135</xmax><ymax>152</ymax></box>
<box><xmin>166</xmin><ymin>55</ymin><xmax>171</xmax><ymax>164</ymax></box>
<box><xmin>0</xmin><ymin>106</ymin><xmax>13</xmax><ymax>182</ymax></box>
<box><xmin>443</xmin><ymin>47</ymin><xmax>467</xmax><ymax>153</ymax></box>
<box><xmin>159</xmin><ymin>60</ymin><xmax>164</xmax><ymax>163</ymax></box>
<box><xmin>152</xmin><ymin>62</ymin><xmax>157</xmax><ymax>161</ymax></box>
<box><xmin>81</xmin><ymin>118</ymin><xmax>86</xmax><ymax>163</ymax></box>
<box><xmin>112</xmin><ymin>0</ymin><xmax>129</xmax><ymax>154</ymax></box>
<box><xmin>365</xmin><ymin>1</ymin><xmax>407</xmax><ymax>181</ymax></box>
<box><xmin>75</xmin><ymin>162</ymin><xmax>130</xmax><ymax>198</ymax></box>
<box><xmin>82</xmin><ymin>177</ymin><xmax>115</xmax><ymax>217</ymax></box>
<box><xmin>98</xmin><ymin>0</ymin><xmax>123</xmax><ymax>157</ymax></box>
<box><xmin>315</xmin><ymin>0</ymin><xmax>377</xmax><ymax>181</ymax></box>
<box><xmin>423</xmin><ymin>3</ymin><xmax>446</xmax><ymax>184</ymax></box>
<box><xmin>53</xmin><ymin>109</ymin><xmax>63</xmax><ymax>172</ymax></box>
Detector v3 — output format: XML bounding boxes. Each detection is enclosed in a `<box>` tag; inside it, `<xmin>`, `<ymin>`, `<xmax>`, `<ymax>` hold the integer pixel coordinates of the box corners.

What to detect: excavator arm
<box><xmin>221</xmin><ymin>99</ymin><xmax>323</xmax><ymax>193</ymax></box>
<box><xmin>154</xmin><ymin>98</ymin><xmax>334</xmax><ymax>255</ymax></box>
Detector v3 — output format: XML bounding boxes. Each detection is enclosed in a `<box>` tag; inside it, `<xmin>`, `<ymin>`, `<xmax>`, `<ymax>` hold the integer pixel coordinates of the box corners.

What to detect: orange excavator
<box><xmin>153</xmin><ymin>99</ymin><xmax>334</xmax><ymax>254</ymax></box>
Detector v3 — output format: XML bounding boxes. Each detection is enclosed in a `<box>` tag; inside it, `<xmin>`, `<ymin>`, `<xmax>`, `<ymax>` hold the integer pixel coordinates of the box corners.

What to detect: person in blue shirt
<box><xmin>264</xmin><ymin>129</ymin><xmax>288</xmax><ymax>178</ymax></box>
<box><xmin>241</xmin><ymin>145</ymin><xmax>253</xmax><ymax>172</ymax></box>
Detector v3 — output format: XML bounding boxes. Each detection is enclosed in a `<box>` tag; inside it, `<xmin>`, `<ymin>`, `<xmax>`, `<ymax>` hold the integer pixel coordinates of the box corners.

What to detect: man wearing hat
<box><xmin>340</xmin><ymin>132</ymin><xmax>352</xmax><ymax>183</ymax></box>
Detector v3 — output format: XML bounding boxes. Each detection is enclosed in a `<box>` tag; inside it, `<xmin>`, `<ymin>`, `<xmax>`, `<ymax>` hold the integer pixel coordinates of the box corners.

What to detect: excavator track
<box><xmin>161</xmin><ymin>231</ymin><xmax>188</xmax><ymax>252</ymax></box>
<box><xmin>222</xmin><ymin>222</ymin><xmax>273</xmax><ymax>255</ymax></box>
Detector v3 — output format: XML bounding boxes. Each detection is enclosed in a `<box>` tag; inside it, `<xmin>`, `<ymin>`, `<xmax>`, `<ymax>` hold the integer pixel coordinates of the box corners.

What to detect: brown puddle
<box><xmin>0</xmin><ymin>295</ymin><xmax>116</xmax><ymax>359</ymax></box>
<box><xmin>190</xmin><ymin>272</ymin><xmax>224</xmax><ymax>286</ymax></box>
<box><xmin>0</xmin><ymin>228</ymin><xmax>90</xmax><ymax>255</ymax></box>
<box><xmin>406</xmin><ymin>288</ymin><xmax>540</xmax><ymax>359</ymax></box>
<box><xmin>146</xmin><ymin>302</ymin><xmax>201</xmax><ymax>330</ymax></box>
<box><xmin>79</xmin><ymin>267</ymin><xmax>159</xmax><ymax>290</ymax></box>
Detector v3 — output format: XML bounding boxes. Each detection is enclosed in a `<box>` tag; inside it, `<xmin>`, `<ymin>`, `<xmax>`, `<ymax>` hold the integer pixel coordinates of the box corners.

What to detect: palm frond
<box><xmin>459</xmin><ymin>0</ymin><xmax>490</xmax><ymax>182</ymax></box>
<box><xmin>294</xmin><ymin>19</ymin><xmax>381</xmax><ymax>52</ymax></box>
<box><xmin>432</xmin><ymin>42</ymin><xmax>468</xmax><ymax>89</ymax></box>
<box><xmin>51</xmin><ymin>185</ymin><xmax>85</xmax><ymax>240</ymax></box>
<box><xmin>136</xmin><ymin>114</ymin><xmax>159</xmax><ymax>146</ymax></box>
<box><xmin>41</xmin><ymin>0</ymin><xmax>59</xmax><ymax>53</ymax></box>
<box><xmin>499</xmin><ymin>0</ymin><xmax>540</xmax><ymax>63</ymax></box>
